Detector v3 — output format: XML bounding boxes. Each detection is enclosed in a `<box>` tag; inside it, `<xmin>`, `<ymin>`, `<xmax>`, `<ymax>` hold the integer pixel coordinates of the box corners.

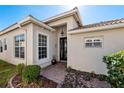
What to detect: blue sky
<box><xmin>0</xmin><ymin>5</ymin><xmax>124</xmax><ymax>31</ymax></box>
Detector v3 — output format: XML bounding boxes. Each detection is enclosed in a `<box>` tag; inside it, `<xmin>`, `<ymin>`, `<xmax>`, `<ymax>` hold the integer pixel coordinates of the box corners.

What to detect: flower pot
<box><xmin>51</xmin><ymin>59</ymin><xmax>57</xmax><ymax>65</ymax></box>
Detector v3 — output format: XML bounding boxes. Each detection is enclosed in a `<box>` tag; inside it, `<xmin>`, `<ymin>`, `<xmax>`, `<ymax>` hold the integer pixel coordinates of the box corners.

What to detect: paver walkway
<box><xmin>41</xmin><ymin>62</ymin><xmax>67</xmax><ymax>84</ymax></box>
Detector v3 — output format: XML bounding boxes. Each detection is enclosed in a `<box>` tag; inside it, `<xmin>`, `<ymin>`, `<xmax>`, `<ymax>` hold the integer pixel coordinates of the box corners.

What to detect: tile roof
<box><xmin>83</xmin><ymin>18</ymin><xmax>124</xmax><ymax>28</ymax></box>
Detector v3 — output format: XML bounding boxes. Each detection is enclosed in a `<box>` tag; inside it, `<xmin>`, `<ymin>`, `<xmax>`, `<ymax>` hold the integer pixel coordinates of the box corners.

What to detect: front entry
<box><xmin>60</xmin><ymin>37</ymin><xmax>67</xmax><ymax>61</ymax></box>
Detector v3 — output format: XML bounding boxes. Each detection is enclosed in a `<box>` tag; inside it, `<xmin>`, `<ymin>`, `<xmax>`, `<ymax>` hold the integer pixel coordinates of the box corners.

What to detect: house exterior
<box><xmin>1</xmin><ymin>7</ymin><xmax>124</xmax><ymax>75</ymax></box>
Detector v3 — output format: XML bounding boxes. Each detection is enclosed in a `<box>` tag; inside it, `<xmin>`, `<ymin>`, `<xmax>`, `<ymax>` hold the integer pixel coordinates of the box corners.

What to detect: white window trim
<box><xmin>38</xmin><ymin>32</ymin><xmax>49</xmax><ymax>61</ymax></box>
<box><xmin>14</xmin><ymin>34</ymin><xmax>25</xmax><ymax>59</ymax></box>
<box><xmin>4</xmin><ymin>38</ymin><xmax>7</xmax><ymax>51</ymax></box>
<box><xmin>84</xmin><ymin>36</ymin><xmax>103</xmax><ymax>48</ymax></box>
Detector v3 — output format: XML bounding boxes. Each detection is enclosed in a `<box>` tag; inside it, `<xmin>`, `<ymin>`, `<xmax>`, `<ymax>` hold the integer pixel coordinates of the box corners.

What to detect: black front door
<box><xmin>60</xmin><ymin>37</ymin><xmax>67</xmax><ymax>60</ymax></box>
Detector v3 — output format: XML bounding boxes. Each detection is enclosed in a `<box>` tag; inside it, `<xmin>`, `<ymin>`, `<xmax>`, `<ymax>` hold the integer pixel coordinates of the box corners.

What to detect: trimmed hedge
<box><xmin>22</xmin><ymin>65</ymin><xmax>41</xmax><ymax>84</ymax></box>
<box><xmin>103</xmin><ymin>50</ymin><xmax>124</xmax><ymax>88</ymax></box>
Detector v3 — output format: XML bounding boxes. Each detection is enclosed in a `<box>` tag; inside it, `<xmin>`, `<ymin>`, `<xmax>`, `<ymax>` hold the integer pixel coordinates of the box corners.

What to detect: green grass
<box><xmin>0</xmin><ymin>59</ymin><xmax>16</xmax><ymax>87</ymax></box>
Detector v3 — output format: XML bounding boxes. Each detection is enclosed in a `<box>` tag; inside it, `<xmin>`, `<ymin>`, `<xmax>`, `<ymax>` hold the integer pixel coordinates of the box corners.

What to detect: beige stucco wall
<box><xmin>0</xmin><ymin>21</ymin><xmax>68</xmax><ymax>67</ymax></box>
<box><xmin>32</xmin><ymin>24</ymin><xmax>67</xmax><ymax>67</ymax></box>
<box><xmin>45</xmin><ymin>15</ymin><xmax>78</xmax><ymax>63</ymax></box>
<box><xmin>32</xmin><ymin>24</ymin><xmax>57</xmax><ymax>67</ymax></box>
<box><xmin>68</xmin><ymin>27</ymin><xmax>124</xmax><ymax>75</ymax></box>
<box><xmin>0</xmin><ymin>23</ymin><xmax>33</xmax><ymax>65</ymax></box>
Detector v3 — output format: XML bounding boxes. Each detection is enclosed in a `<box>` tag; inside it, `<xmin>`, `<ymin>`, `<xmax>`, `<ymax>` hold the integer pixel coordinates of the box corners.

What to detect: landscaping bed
<box><xmin>11</xmin><ymin>74</ymin><xmax>57</xmax><ymax>88</ymax></box>
<box><xmin>60</xmin><ymin>68</ymin><xmax>111</xmax><ymax>88</ymax></box>
<box><xmin>7</xmin><ymin>63</ymin><xmax>57</xmax><ymax>88</ymax></box>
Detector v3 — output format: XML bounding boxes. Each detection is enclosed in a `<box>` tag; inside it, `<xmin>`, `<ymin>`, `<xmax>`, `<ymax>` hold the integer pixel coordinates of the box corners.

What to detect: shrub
<box><xmin>103</xmin><ymin>50</ymin><xmax>124</xmax><ymax>87</ymax></box>
<box><xmin>16</xmin><ymin>63</ymin><xmax>25</xmax><ymax>75</ymax></box>
<box><xmin>22</xmin><ymin>65</ymin><xmax>41</xmax><ymax>84</ymax></box>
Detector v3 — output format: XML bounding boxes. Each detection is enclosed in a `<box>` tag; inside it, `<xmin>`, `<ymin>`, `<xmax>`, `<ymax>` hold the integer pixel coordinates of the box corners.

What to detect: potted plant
<box><xmin>51</xmin><ymin>56</ymin><xmax>57</xmax><ymax>65</ymax></box>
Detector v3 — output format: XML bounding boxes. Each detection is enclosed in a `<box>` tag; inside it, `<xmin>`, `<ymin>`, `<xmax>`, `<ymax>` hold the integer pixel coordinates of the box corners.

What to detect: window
<box><xmin>0</xmin><ymin>40</ymin><xmax>3</xmax><ymax>52</ymax></box>
<box><xmin>38</xmin><ymin>34</ymin><xmax>47</xmax><ymax>59</ymax></box>
<box><xmin>85</xmin><ymin>39</ymin><xmax>92</xmax><ymax>47</ymax></box>
<box><xmin>4</xmin><ymin>39</ymin><xmax>7</xmax><ymax>50</ymax></box>
<box><xmin>93</xmin><ymin>39</ymin><xmax>102</xmax><ymax>47</ymax></box>
<box><xmin>15</xmin><ymin>34</ymin><xmax>25</xmax><ymax>58</ymax></box>
<box><xmin>85</xmin><ymin>37</ymin><xmax>102</xmax><ymax>48</ymax></box>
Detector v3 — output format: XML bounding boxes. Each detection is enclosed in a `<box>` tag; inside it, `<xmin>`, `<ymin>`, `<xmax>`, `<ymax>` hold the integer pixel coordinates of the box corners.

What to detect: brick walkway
<box><xmin>41</xmin><ymin>62</ymin><xmax>67</xmax><ymax>84</ymax></box>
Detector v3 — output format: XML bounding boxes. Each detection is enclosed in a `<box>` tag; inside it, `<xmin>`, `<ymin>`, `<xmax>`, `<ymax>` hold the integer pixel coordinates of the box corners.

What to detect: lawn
<box><xmin>0</xmin><ymin>59</ymin><xmax>16</xmax><ymax>87</ymax></box>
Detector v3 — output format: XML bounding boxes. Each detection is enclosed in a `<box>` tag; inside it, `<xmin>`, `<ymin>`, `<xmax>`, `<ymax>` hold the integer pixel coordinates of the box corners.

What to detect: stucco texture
<box><xmin>68</xmin><ymin>27</ymin><xmax>124</xmax><ymax>75</ymax></box>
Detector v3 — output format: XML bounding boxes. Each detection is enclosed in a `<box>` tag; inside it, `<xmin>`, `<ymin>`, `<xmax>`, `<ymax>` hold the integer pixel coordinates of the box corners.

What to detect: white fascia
<box><xmin>68</xmin><ymin>23</ymin><xmax>124</xmax><ymax>35</ymax></box>
<box><xmin>0</xmin><ymin>16</ymin><xmax>55</xmax><ymax>36</ymax></box>
<box><xmin>43</xmin><ymin>8</ymin><xmax>82</xmax><ymax>26</ymax></box>
<box><xmin>18</xmin><ymin>16</ymin><xmax>55</xmax><ymax>31</ymax></box>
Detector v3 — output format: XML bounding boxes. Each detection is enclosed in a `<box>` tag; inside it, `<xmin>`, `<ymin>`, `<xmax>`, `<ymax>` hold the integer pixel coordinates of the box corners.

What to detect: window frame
<box><xmin>4</xmin><ymin>39</ymin><xmax>7</xmax><ymax>50</ymax></box>
<box><xmin>0</xmin><ymin>40</ymin><xmax>3</xmax><ymax>53</ymax></box>
<box><xmin>84</xmin><ymin>37</ymin><xmax>103</xmax><ymax>48</ymax></box>
<box><xmin>38</xmin><ymin>33</ymin><xmax>48</xmax><ymax>60</ymax></box>
<box><xmin>14</xmin><ymin>34</ymin><xmax>25</xmax><ymax>59</ymax></box>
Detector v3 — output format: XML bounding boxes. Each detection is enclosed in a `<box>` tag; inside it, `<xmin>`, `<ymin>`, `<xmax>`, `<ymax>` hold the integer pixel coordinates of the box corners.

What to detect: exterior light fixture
<box><xmin>61</xmin><ymin>27</ymin><xmax>64</xmax><ymax>36</ymax></box>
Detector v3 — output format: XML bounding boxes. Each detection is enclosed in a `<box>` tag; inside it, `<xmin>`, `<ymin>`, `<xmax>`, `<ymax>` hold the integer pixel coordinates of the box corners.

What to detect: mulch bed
<box><xmin>12</xmin><ymin>74</ymin><xmax>57</xmax><ymax>88</ymax></box>
<box><xmin>60</xmin><ymin>68</ymin><xmax>112</xmax><ymax>88</ymax></box>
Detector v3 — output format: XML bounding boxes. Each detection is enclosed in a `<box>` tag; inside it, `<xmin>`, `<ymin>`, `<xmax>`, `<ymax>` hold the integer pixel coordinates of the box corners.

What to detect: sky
<box><xmin>0</xmin><ymin>5</ymin><xmax>124</xmax><ymax>31</ymax></box>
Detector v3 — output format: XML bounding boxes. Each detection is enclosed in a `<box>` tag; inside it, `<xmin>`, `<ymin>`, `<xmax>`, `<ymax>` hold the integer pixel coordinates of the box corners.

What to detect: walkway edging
<box><xmin>7</xmin><ymin>74</ymin><xmax>16</xmax><ymax>88</ymax></box>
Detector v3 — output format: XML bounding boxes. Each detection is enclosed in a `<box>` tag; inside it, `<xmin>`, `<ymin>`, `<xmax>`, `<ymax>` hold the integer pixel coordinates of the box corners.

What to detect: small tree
<box><xmin>103</xmin><ymin>50</ymin><xmax>124</xmax><ymax>88</ymax></box>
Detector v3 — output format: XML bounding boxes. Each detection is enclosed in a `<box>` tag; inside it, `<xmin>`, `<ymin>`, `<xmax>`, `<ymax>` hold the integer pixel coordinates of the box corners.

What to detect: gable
<box><xmin>43</xmin><ymin>7</ymin><xmax>82</xmax><ymax>30</ymax></box>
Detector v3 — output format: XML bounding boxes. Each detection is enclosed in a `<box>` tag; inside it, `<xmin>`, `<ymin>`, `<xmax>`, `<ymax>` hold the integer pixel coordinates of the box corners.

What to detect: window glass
<box><xmin>85</xmin><ymin>37</ymin><xmax>102</xmax><ymax>48</ymax></box>
<box><xmin>0</xmin><ymin>40</ymin><xmax>3</xmax><ymax>52</ymax></box>
<box><xmin>38</xmin><ymin>34</ymin><xmax>47</xmax><ymax>59</ymax></box>
<box><xmin>4</xmin><ymin>39</ymin><xmax>7</xmax><ymax>50</ymax></box>
<box><xmin>15</xmin><ymin>34</ymin><xmax>25</xmax><ymax>58</ymax></box>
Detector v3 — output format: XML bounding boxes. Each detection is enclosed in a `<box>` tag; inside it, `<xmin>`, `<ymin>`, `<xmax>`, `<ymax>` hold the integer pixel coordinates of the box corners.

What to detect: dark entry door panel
<box><xmin>60</xmin><ymin>37</ymin><xmax>67</xmax><ymax>60</ymax></box>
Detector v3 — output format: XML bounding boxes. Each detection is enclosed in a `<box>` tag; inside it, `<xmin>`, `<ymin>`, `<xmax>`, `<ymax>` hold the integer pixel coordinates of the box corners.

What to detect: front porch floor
<box><xmin>40</xmin><ymin>62</ymin><xmax>67</xmax><ymax>84</ymax></box>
